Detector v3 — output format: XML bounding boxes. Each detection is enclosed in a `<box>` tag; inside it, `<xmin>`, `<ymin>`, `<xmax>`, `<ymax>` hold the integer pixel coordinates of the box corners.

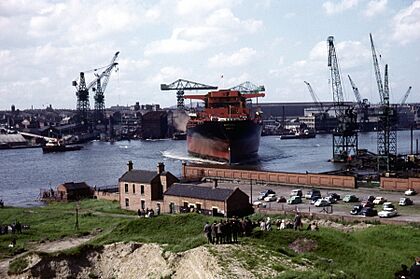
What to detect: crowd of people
<box><xmin>0</xmin><ymin>220</ymin><xmax>23</xmax><ymax>235</ymax></box>
<box><xmin>137</xmin><ymin>207</ymin><xmax>160</xmax><ymax>218</ymax></box>
<box><xmin>203</xmin><ymin>217</ymin><xmax>254</xmax><ymax>244</ymax></box>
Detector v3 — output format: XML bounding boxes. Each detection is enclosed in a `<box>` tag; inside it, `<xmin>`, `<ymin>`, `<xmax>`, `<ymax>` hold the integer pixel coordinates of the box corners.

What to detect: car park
<box><xmin>399</xmin><ymin>197</ymin><xmax>413</xmax><ymax>206</ymax></box>
<box><xmin>373</xmin><ymin>197</ymin><xmax>387</xmax><ymax>205</ymax></box>
<box><xmin>343</xmin><ymin>194</ymin><xmax>359</xmax><ymax>203</ymax></box>
<box><xmin>360</xmin><ymin>207</ymin><xmax>377</xmax><ymax>217</ymax></box>
<box><xmin>290</xmin><ymin>189</ymin><xmax>303</xmax><ymax>197</ymax></box>
<box><xmin>350</xmin><ymin>205</ymin><xmax>363</xmax><ymax>215</ymax></box>
<box><xmin>264</xmin><ymin>194</ymin><xmax>277</xmax><ymax>202</ymax></box>
<box><xmin>405</xmin><ymin>188</ymin><xmax>417</xmax><ymax>196</ymax></box>
<box><xmin>378</xmin><ymin>209</ymin><xmax>398</xmax><ymax>218</ymax></box>
<box><xmin>314</xmin><ymin>198</ymin><xmax>331</xmax><ymax>207</ymax></box>
<box><xmin>305</xmin><ymin>189</ymin><xmax>321</xmax><ymax>200</ymax></box>
<box><xmin>287</xmin><ymin>195</ymin><xmax>302</xmax><ymax>204</ymax></box>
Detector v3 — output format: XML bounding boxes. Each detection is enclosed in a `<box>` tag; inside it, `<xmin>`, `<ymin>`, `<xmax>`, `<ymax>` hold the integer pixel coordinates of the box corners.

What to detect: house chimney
<box><xmin>157</xmin><ymin>162</ymin><xmax>165</xmax><ymax>174</ymax></box>
<box><xmin>213</xmin><ymin>179</ymin><xmax>218</xmax><ymax>189</ymax></box>
<box><xmin>127</xmin><ymin>160</ymin><xmax>133</xmax><ymax>171</ymax></box>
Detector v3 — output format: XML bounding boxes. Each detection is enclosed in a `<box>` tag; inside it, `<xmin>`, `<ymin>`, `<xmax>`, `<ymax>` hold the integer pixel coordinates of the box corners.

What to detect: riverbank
<box><xmin>1</xmin><ymin>200</ymin><xmax>420</xmax><ymax>278</ymax></box>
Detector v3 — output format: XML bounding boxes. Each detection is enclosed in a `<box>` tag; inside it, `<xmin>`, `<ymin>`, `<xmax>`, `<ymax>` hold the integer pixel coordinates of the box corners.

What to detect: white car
<box><xmin>382</xmin><ymin>202</ymin><xmax>395</xmax><ymax>211</ymax></box>
<box><xmin>373</xmin><ymin>197</ymin><xmax>387</xmax><ymax>205</ymax></box>
<box><xmin>314</xmin><ymin>199</ymin><xmax>331</xmax><ymax>207</ymax></box>
<box><xmin>264</xmin><ymin>194</ymin><xmax>277</xmax><ymax>202</ymax></box>
<box><xmin>253</xmin><ymin>200</ymin><xmax>265</xmax><ymax>206</ymax></box>
<box><xmin>405</xmin><ymin>188</ymin><xmax>417</xmax><ymax>196</ymax></box>
<box><xmin>378</xmin><ymin>209</ymin><xmax>398</xmax><ymax>218</ymax></box>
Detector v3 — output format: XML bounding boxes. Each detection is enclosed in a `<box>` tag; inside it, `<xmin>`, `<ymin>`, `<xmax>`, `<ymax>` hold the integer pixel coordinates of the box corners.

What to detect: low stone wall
<box><xmin>182</xmin><ymin>164</ymin><xmax>356</xmax><ymax>189</ymax></box>
<box><xmin>94</xmin><ymin>190</ymin><xmax>120</xmax><ymax>202</ymax></box>
<box><xmin>381</xmin><ymin>177</ymin><xmax>420</xmax><ymax>192</ymax></box>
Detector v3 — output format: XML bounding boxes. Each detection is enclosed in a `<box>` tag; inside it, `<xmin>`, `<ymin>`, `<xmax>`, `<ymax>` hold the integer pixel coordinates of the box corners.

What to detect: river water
<box><xmin>1</xmin><ymin>130</ymin><xmax>419</xmax><ymax>207</ymax></box>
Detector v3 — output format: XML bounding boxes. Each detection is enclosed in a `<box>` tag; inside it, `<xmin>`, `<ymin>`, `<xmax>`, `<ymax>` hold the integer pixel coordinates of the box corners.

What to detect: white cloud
<box><xmin>392</xmin><ymin>1</ymin><xmax>420</xmax><ymax>45</ymax></box>
<box><xmin>323</xmin><ymin>0</ymin><xmax>359</xmax><ymax>15</ymax></box>
<box><xmin>208</xmin><ymin>48</ymin><xmax>257</xmax><ymax>68</ymax></box>
<box><xmin>364</xmin><ymin>0</ymin><xmax>387</xmax><ymax>17</ymax></box>
<box><xmin>144</xmin><ymin>8</ymin><xmax>262</xmax><ymax>56</ymax></box>
<box><xmin>284</xmin><ymin>12</ymin><xmax>296</xmax><ymax>19</ymax></box>
<box><xmin>145</xmin><ymin>66</ymin><xmax>189</xmax><ymax>87</ymax></box>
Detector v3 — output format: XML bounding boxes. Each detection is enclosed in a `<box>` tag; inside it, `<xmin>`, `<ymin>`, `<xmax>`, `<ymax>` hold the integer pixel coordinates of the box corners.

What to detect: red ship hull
<box><xmin>187</xmin><ymin>119</ymin><xmax>262</xmax><ymax>163</ymax></box>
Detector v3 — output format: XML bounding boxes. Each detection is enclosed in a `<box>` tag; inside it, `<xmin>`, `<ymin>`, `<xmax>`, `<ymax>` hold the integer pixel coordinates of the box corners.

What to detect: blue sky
<box><xmin>0</xmin><ymin>0</ymin><xmax>419</xmax><ymax>109</ymax></box>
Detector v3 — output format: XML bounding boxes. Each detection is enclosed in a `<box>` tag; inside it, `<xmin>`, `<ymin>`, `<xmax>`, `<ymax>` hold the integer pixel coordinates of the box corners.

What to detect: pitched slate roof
<box><xmin>164</xmin><ymin>184</ymin><xmax>235</xmax><ymax>201</ymax></box>
<box><xmin>61</xmin><ymin>182</ymin><xmax>90</xmax><ymax>190</ymax></box>
<box><xmin>119</xmin><ymin>170</ymin><xmax>158</xmax><ymax>183</ymax></box>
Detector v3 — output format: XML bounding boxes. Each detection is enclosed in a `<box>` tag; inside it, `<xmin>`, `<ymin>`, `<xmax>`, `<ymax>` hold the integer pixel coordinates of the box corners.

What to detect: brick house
<box><xmin>119</xmin><ymin>161</ymin><xmax>178</xmax><ymax>212</ymax></box>
<box><xmin>56</xmin><ymin>182</ymin><xmax>93</xmax><ymax>201</ymax></box>
<box><xmin>163</xmin><ymin>183</ymin><xmax>252</xmax><ymax>217</ymax></box>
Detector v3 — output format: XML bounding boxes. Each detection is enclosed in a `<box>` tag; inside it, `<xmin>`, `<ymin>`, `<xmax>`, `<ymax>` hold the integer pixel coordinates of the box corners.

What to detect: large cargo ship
<box><xmin>184</xmin><ymin>89</ymin><xmax>264</xmax><ymax>164</ymax></box>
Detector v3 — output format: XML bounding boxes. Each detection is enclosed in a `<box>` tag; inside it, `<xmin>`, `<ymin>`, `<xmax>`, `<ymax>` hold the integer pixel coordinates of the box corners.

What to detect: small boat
<box><xmin>280</xmin><ymin>129</ymin><xmax>316</xmax><ymax>140</ymax></box>
<box><xmin>42</xmin><ymin>139</ymin><xmax>83</xmax><ymax>153</ymax></box>
<box><xmin>172</xmin><ymin>132</ymin><xmax>187</xmax><ymax>140</ymax></box>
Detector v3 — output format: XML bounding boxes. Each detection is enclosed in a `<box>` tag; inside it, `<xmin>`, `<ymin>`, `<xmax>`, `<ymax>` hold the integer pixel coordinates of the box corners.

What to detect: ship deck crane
<box><xmin>370</xmin><ymin>33</ymin><xmax>397</xmax><ymax>171</ymax></box>
<box><xmin>400</xmin><ymin>86</ymin><xmax>413</xmax><ymax>105</ymax></box>
<box><xmin>160</xmin><ymin>79</ymin><xmax>218</xmax><ymax>110</ymax></box>
<box><xmin>327</xmin><ymin>36</ymin><xmax>358</xmax><ymax>162</ymax></box>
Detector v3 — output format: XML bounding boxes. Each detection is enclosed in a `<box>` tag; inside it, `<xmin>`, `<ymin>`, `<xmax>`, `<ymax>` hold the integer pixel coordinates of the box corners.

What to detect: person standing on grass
<box><xmin>203</xmin><ymin>222</ymin><xmax>212</xmax><ymax>244</ymax></box>
<box><xmin>294</xmin><ymin>213</ymin><xmax>302</xmax><ymax>231</ymax></box>
<box><xmin>211</xmin><ymin>221</ymin><xmax>217</xmax><ymax>244</ymax></box>
<box><xmin>216</xmin><ymin>220</ymin><xmax>223</xmax><ymax>244</ymax></box>
<box><xmin>410</xmin><ymin>257</ymin><xmax>420</xmax><ymax>279</ymax></box>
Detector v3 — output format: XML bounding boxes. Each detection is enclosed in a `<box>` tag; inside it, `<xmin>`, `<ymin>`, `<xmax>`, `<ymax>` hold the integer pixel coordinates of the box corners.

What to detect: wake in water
<box><xmin>161</xmin><ymin>150</ymin><xmax>226</xmax><ymax>165</ymax></box>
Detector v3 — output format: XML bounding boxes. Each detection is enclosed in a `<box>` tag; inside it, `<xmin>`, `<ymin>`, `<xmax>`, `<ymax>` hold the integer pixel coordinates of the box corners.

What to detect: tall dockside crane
<box><xmin>304</xmin><ymin>81</ymin><xmax>324</xmax><ymax>113</ymax></box>
<box><xmin>160</xmin><ymin>79</ymin><xmax>218</xmax><ymax>110</ymax></box>
<box><xmin>327</xmin><ymin>36</ymin><xmax>358</xmax><ymax>162</ymax></box>
<box><xmin>348</xmin><ymin>75</ymin><xmax>369</xmax><ymax>130</ymax></box>
<box><xmin>370</xmin><ymin>33</ymin><xmax>397</xmax><ymax>171</ymax></box>
<box><xmin>400</xmin><ymin>86</ymin><xmax>413</xmax><ymax>105</ymax></box>
<box><xmin>73</xmin><ymin>72</ymin><xmax>89</xmax><ymax>124</ymax></box>
<box><xmin>91</xmin><ymin>51</ymin><xmax>119</xmax><ymax>122</ymax></box>
<box><xmin>72</xmin><ymin>52</ymin><xmax>119</xmax><ymax>124</ymax></box>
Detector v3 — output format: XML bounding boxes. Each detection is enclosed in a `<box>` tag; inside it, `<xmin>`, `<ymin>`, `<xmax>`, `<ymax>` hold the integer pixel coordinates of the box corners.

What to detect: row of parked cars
<box><xmin>253</xmin><ymin>187</ymin><xmax>416</xmax><ymax>218</ymax></box>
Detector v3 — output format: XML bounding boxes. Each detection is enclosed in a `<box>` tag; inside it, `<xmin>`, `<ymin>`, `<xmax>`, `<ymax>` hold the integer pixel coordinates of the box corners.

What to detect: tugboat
<box><xmin>42</xmin><ymin>139</ymin><xmax>83</xmax><ymax>153</ymax></box>
<box><xmin>184</xmin><ymin>89</ymin><xmax>265</xmax><ymax>163</ymax></box>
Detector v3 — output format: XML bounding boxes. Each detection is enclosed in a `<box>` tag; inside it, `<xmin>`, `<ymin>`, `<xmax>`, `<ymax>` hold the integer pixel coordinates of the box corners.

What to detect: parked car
<box><xmin>258</xmin><ymin>189</ymin><xmax>275</xmax><ymax>200</ymax></box>
<box><xmin>328</xmin><ymin>193</ymin><xmax>341</xmax><ymax>201</ymax></box>
<box><xmin>399</xmin><ymin>197</ymin><xmax>413</xmax><ymax>206</ymax></box>
<box><xmin>382</xmin><ymin>202</ymin><xmax>395</xmax><ymax>211</ymax></box>
<box><xmin>310</xmin><ymin>196</ymin><xmax>321</xmax><ymax>205</ymax></box>
<box><xmin>350</xmin><ymin>205</ymin><xmax>363</xmax><ymax>215</ymax></box>
<box><xmin>290</xmin><ymin>189</ymin><xmax>303</xmax><ymax>197</ymax></box>
<box><xmin>324</xmin><ymin>196</ymin><xmax>337</xmax><ymax>204</ymax></box>
<box><xmin>305</xmin><ymin>189</ymin><xmax>321</xmax><ymax>200</ymax></box>
<box><xmin>366</xmin><ymin>195</ymin><xmax>375</xmax><ymax>203</ymax></box>
<box><xmin>405</xmin><ymin>188</ymin><xmax>417</xmax><ymax>196</ymax></box>
<box><xmin>287</xmin><ymin>195</ymin><xmax>302</xmax><ymax>204</ymax></box>
<box><xmin>314</xmin><ymin>198</ymin><xmax>331</xmax><ymax>207</ymax></box>
<box><xmin>360</xmin><ymin>207</ymin><xmax>377</xmax><ymax>217</ymax></box>
<box><xmin>264</xmin><ymin>194</ymin><xmax>277</xmax><ymax>202</ymax></box>
<box><xmin>360</xmin><ymin>200</ymin><xmax>374</xmax><ymax>208</ymax></box>
<box><xmin>277</xmin><ymin>196</ymin><xmax>287</xmax><ymax>203</ymax></box>
<box><xmin>253</xmin><ymin>200</ymin><xmax>267</xmax><ymax>207</ymax></box>
<box><xmin>343</xmin><ymin>194</ymin><xmax>359</xmax><ymax>203</ymax></box>
<box><xmin>373</xmin><ymin>197</ymin><xmax>387</xmax><ymax>205</ymax></box>
<box><xmin>378</xmin><ymin>209</ymin><xmax>398</xmax><ymax>218</ymax></box>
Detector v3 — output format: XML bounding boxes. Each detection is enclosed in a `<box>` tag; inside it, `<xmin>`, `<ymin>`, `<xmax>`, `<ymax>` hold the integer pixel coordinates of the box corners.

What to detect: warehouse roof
<box><xmin>164</xmin><ymin>184</ymin><xmax>235</xmax><ymax>201</ymax></box>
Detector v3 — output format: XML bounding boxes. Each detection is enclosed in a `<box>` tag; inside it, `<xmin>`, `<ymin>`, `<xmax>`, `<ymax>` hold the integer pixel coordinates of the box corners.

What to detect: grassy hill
<box><xmin>1</xmin><ymin>200</ymin><xmax>419</xmax><ymax>278</ymax></box>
